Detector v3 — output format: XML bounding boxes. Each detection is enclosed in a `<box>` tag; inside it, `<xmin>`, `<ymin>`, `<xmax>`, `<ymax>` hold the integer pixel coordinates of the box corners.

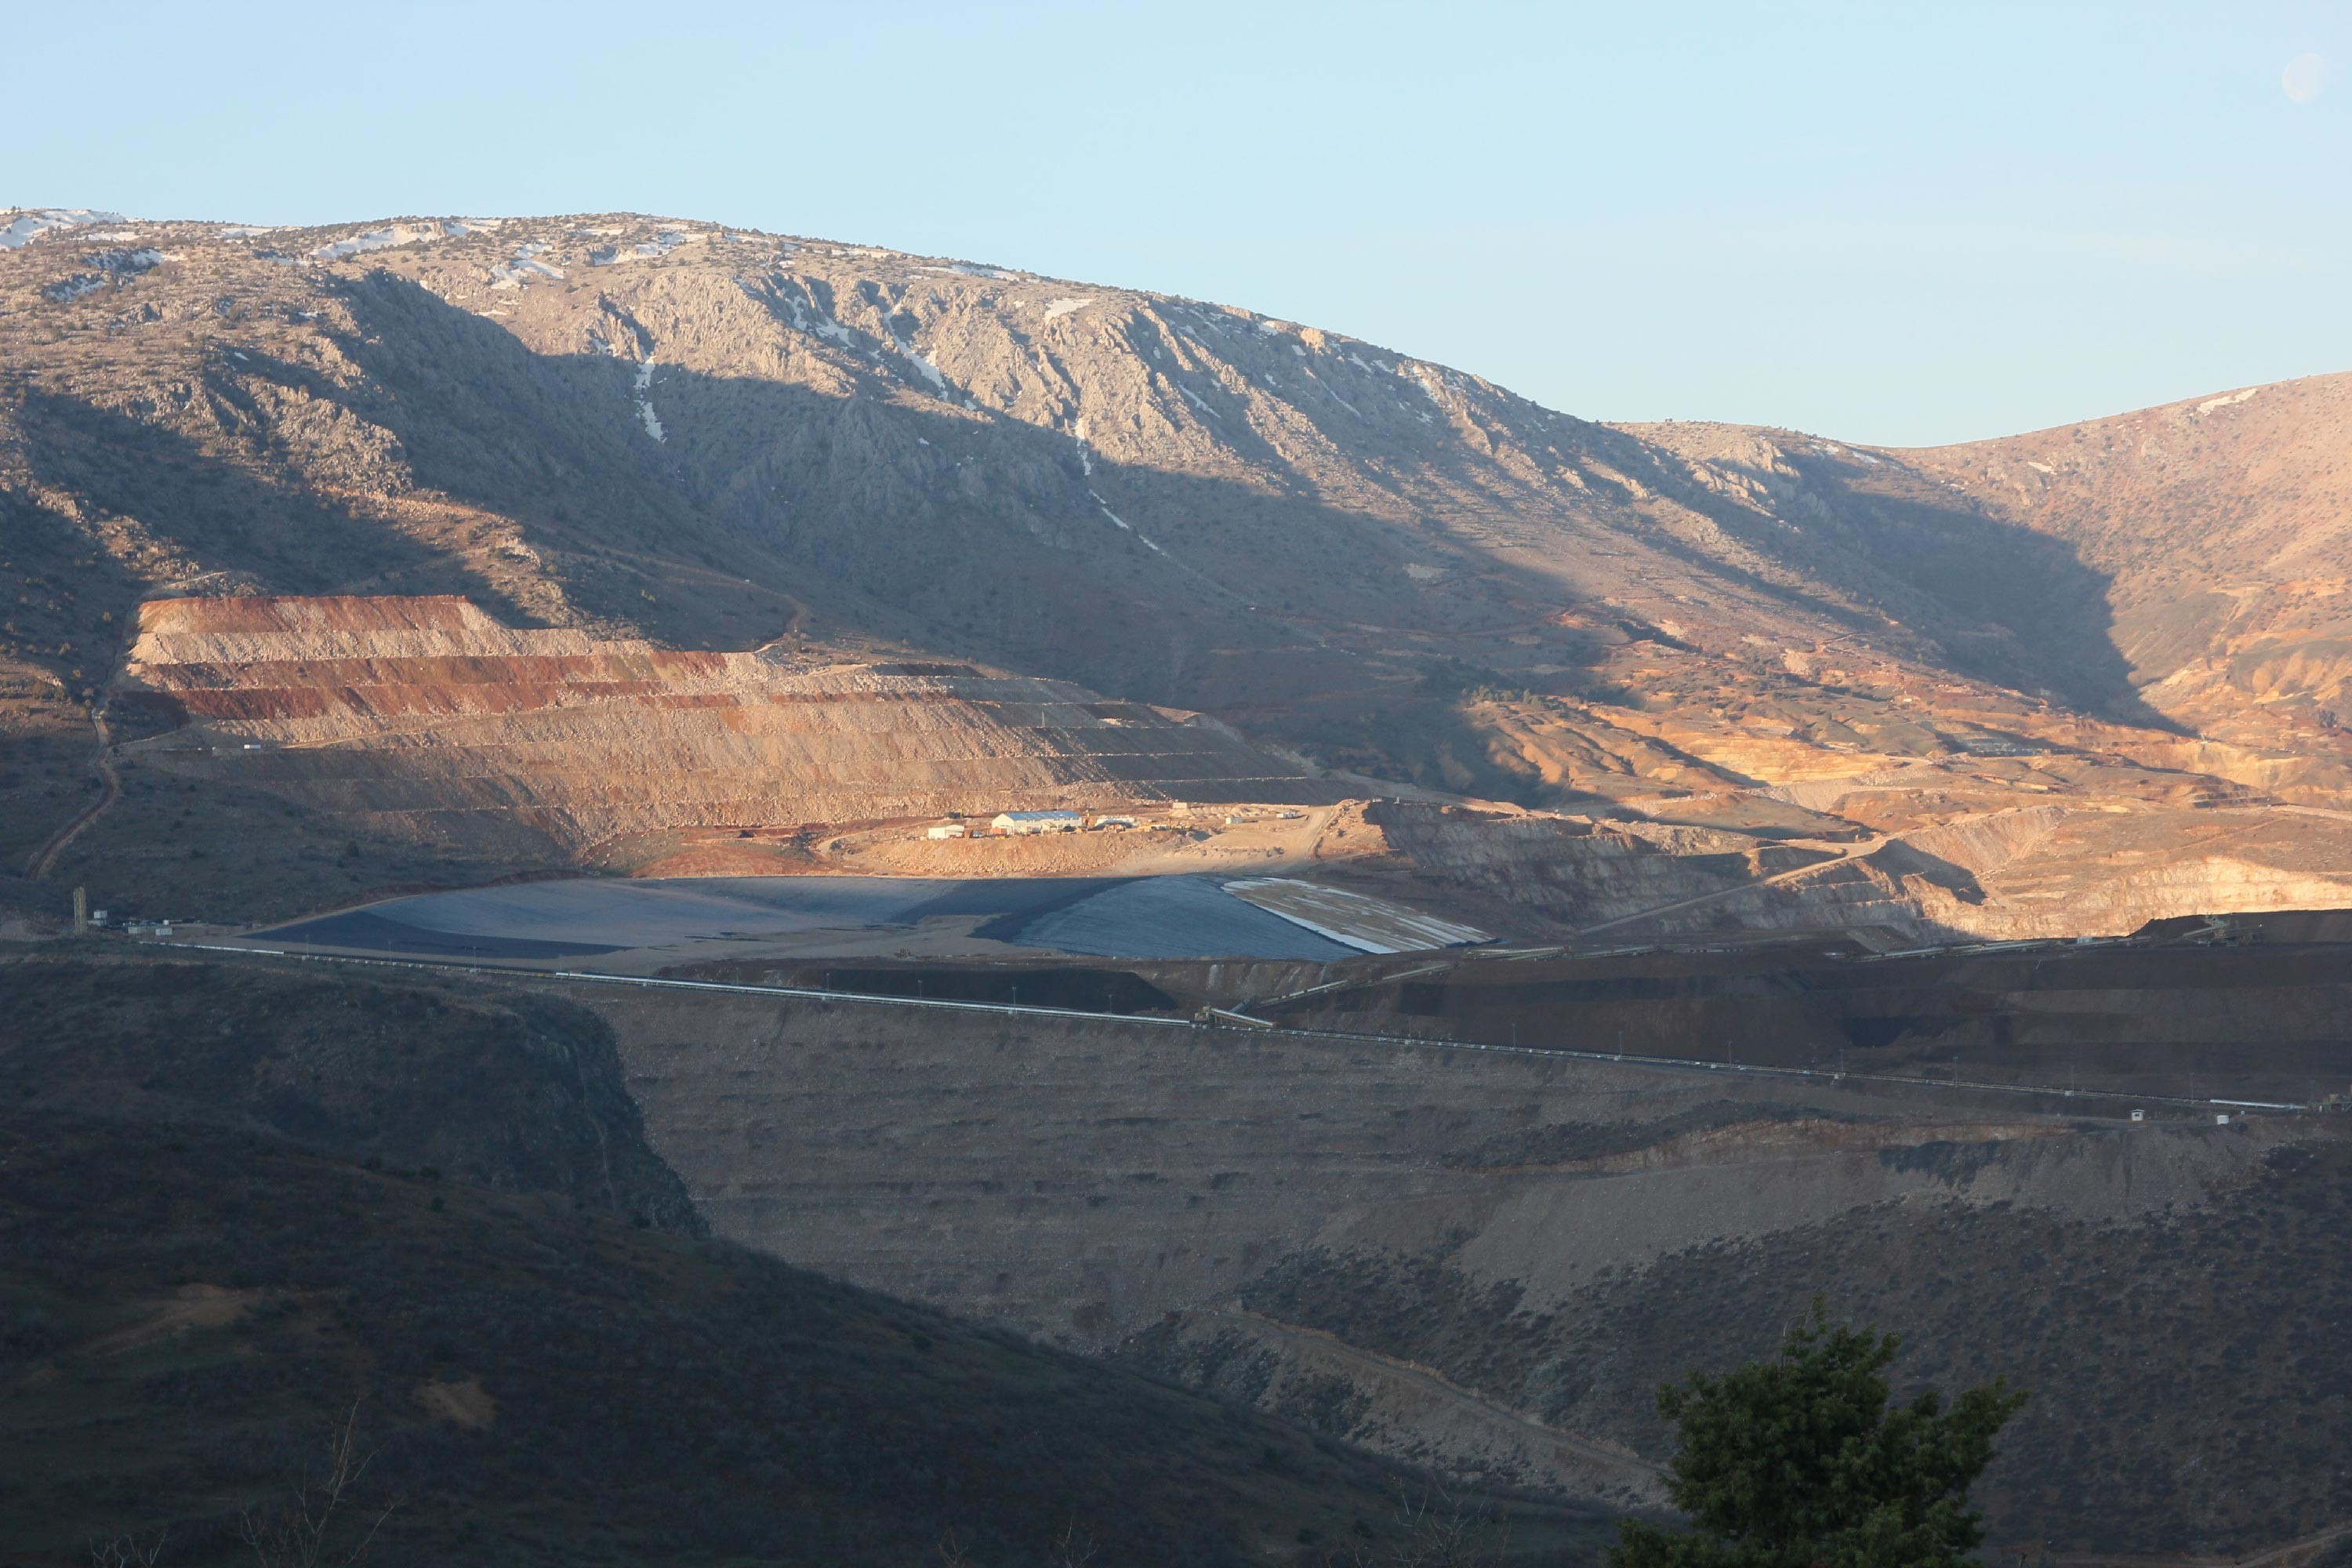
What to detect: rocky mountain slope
<box><xmin>1907</xmin><ymin>374</ymin><xmax>2352</xmax><ymax>753</ymax></box>
<box><xmin>5</xmin><ymin>206</ymin><xmax>2350</xmax><ymax>938</ymax></box>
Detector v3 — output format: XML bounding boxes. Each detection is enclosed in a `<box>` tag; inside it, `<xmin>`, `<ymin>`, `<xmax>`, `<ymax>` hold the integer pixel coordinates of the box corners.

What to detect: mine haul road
<box><xmin>1565</xmin><ymin>831</ymin><xmax>1893</xmax><ymax>940</ymax></box>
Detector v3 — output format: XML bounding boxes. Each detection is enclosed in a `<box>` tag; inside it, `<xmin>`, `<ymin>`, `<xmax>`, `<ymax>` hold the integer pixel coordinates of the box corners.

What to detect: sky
<box><xmin>7</xmin><ymin>1</ymin><xmax>2349</xmax><ymax>445</ymax></box>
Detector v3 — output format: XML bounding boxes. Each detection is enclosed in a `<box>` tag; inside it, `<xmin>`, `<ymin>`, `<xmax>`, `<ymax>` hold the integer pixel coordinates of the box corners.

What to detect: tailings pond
<box><xmin>255</xmin><ymin>876</ymin><xmax>1361</xmax><ymax>961</ymax></box>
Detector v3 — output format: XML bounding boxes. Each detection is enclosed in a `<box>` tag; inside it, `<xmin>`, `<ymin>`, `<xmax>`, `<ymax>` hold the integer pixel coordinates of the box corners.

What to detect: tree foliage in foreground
<box><xmin>1610</xmin><ymin>1303</ymin><xmax>2027</xmax><ymax>1568</ymax></box>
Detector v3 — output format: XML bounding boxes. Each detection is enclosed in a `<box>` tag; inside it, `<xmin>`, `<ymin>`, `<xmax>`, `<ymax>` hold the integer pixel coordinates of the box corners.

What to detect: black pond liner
<box><xmin>258</xmin><ymin>908</ymin><xmax>626</xmax><ymax>959</ymax></box>
<box><xmin>256</xmin><ymin>875</ymin><xmax>1357</xmax><ymax>962</ymax></box>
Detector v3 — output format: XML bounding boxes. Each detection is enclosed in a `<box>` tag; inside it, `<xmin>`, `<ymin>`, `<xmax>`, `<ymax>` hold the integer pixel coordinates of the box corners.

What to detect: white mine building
<box><xmin>992</xmin><ymin>810</ymin><xmax>1084</xmax><ymax>835</ymax></box>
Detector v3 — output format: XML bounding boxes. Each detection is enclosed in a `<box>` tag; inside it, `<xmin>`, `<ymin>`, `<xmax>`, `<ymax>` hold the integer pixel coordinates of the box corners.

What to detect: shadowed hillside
<box><xmin>0</xmin><ymin>952</ymin><xmax>1610</xmax><ymax>1566</ymax></box>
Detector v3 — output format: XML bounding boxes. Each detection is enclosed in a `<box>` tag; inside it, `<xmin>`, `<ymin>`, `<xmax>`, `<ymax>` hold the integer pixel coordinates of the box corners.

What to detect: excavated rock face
<box><xmin>1631</xmin><ymin>396</ymin><xmax>2352</xmax><ymax>802</ymax></box>
<box><xmin>121</xmin><ymin>594</ymin><xmax>1326</xmax><ymax>858</ymax></box>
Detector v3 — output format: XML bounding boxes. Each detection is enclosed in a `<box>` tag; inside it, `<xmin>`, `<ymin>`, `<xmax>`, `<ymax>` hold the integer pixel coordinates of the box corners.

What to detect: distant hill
<box><xmin>1900</xmin><ymin>372</ymin><xmax>2352</xmax><ymax>757</ymax></box>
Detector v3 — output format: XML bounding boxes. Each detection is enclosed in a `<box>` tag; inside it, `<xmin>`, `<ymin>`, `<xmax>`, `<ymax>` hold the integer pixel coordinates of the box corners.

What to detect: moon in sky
<box><xmin>2282</xmin><ymin>52</ymin><xmax>2327</xmax><ymax>103</ymax></box>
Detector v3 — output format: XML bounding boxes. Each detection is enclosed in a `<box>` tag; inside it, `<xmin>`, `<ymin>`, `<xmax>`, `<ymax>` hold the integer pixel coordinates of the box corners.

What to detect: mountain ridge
<box><xmin>5</xmin><ymin>205</ymin><xmax>2350</xmax><ymax>938</ymax></box>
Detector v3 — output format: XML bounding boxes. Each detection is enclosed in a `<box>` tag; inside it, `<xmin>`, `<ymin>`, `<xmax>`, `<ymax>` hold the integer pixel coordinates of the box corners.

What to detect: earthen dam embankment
<box><xmin>551</xmin><ymin>975</ymin><xmax>2352</xmax><ymax>1535</ymax></box>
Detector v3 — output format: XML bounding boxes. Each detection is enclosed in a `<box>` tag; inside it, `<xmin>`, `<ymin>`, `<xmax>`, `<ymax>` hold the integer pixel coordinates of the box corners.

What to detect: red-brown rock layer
<box><xmin>122</xmin><ymin>595</ymin><xmax>1327</xmax><ymax>858</ymax></box>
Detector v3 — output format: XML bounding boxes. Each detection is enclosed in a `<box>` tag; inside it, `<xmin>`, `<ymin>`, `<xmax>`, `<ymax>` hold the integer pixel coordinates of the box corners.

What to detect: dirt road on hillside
<box><xmin>24</xmin><ymin>710</ymin><xmax>118</xmax><ymax>881</ymax></box>
<box><xmin>1195</xmin><ymin>1307</ymin><xmax>1665</xmax><ymax>1504</ymax></box>
<box><xmin>1566</xmin><ymin>833</ymin><xmax>1891</xmax><ymax>940</ymax></box>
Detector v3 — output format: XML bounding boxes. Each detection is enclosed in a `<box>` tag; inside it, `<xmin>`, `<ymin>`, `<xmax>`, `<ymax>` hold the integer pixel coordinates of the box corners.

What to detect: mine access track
<box><xmin>156</xmin><ymin>940</ymin><xmax>2321</xmax><ymax>1116</ymax></box>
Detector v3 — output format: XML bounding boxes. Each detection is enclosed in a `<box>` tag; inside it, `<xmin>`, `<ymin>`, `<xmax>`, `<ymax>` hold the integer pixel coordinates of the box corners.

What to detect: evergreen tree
<box><xmin>1610</xmin><ymin>1303</ymin><xmax>2026</xmax><ymax>1568</ymax></box>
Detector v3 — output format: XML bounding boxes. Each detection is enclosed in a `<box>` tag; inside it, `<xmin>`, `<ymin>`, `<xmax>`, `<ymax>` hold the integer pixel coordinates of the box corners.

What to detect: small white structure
<box><xmin>925</xmin><ymin>822</ymin><xmax>967</xmax><ymax>840</ymax></box>
<box><xmin>2130</xmin><ymin>1109</ymin><xmax>2146</xmax><ymax>1123</ymax></box>
<box><xmin>993</xmin><ymin>810</ymin><xmax>1083</xmax><ymax>835</ymax></box>
<box><xmin>1091</xmin><ymin>815</ymin><xmax>1138</xmax><ymax>830</ymax></box>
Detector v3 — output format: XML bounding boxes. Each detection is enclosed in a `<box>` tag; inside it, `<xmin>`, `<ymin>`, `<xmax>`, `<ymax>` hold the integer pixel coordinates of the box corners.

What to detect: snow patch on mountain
<box><xmin>592</xmin><ymin>230</ymin><xmax>696</xmax><ymax>267</ymax></box>
<box><xmin>490</xmin><ymin>241</ymin><xmax>564</xmax><ymax>289</ymax></box>
<box><xmin>310</xmin><ymin>220</ymin><xmax>492</xmax><ymax>262</ymax></box>
<box><xmin>2195</xmin><ymin>387</ymin><xmax>2260</xmax><ymax>416</ymax></box>
<box><xmin>2</xmin><ymin>209</ymin><xmax>126</xmax><ymax>249</ymax></box>
<box><xmin>892</xmin><ymin>333</ymin><xmax>948</xmax><ymax>390</ymax></box>
<box><xmin>1087</xmin><ymin>489</ymin><xmax>1129</xmax><ymax>529</ymax></box>
<box><xmin>38</xmin><ymin>244</ymin><xmax>165</xmax><ymax>303</ymax></box>
<box><xmin>1177</xmin><ymin>383</ymin><xmax>1222</xmax><ymax>419</ymax></box>
<box><xmin>633</xmin><ymin>360</ymin><xmax>666</xmax><ymax>442</ymax></box>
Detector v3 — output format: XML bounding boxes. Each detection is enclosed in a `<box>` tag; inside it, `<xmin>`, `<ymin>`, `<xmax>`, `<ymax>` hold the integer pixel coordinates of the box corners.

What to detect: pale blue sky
<box><xmin>9</xmin><ymin>2</ymin><xmax>2347</xmax><ymax>445</ymax></box>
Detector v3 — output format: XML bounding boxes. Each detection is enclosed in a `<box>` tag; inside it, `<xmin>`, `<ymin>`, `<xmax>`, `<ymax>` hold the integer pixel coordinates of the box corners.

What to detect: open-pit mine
<box><xmin>8</xmin><ymin>205</ymin><xmax>2352</xmax><ymax>1566</ymax></box>
<box><xmin>118</xmin><ymin>593</ymin><xmax>1327</xmax><ymax>864</ymax></box>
